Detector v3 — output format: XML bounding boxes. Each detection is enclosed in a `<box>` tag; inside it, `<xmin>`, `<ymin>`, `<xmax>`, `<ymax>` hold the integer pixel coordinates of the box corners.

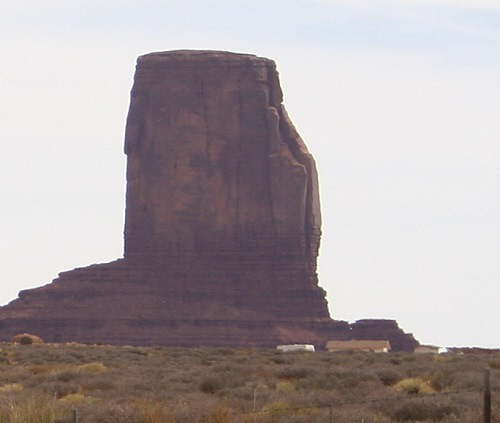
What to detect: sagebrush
<box><xmin>0</xmin><ymin>343</ymin><xmax>497</xmax><ymax>422</ymax></box>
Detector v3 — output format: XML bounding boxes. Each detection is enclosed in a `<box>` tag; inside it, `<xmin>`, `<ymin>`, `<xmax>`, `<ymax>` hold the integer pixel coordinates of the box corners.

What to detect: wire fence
<box><xmin>196</xmin><ymin>388</ymin><xmax>483</xmax><ymax>422</ymax></box>
<box><xmin>67</xmin><ymin>385</ymin><xmax>493</xmax><ymax>423</ymax></box>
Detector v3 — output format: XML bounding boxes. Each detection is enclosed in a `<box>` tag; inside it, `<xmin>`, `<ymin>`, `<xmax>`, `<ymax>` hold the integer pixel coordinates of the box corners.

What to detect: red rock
<box><xmin>350</xmin><ymin>319</ymin><xmax>418</xmax><ymax>352</ymax></box>
<box><xmin>10</xmin><ymin>333</ymin><xmax>44</xmax><ymax>344</ymax></box>
<box><xmin>0</xmin><ymin>51</ymin><xmax>417</xmax><ymax>350</ymax></box>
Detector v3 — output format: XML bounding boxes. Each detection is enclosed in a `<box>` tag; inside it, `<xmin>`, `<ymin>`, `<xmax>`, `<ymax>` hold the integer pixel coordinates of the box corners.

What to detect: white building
<box><xmin>276</xmin><ymin>344</ymin><xmax>315</xmax><ymax>352</ymax></box>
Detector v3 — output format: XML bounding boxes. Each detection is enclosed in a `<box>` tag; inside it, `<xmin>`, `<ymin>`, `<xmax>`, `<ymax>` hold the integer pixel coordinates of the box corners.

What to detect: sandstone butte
<box><xmin>0</xmin><ymin>51</ymin><xmax>418</xmax><ymax>351</ymax></box>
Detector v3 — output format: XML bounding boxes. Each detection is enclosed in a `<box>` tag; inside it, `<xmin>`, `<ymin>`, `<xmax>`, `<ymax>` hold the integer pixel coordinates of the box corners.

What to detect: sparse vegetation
<box><xmin>0</xmin><ymin>343</ymin><xmax>497</xmax><ymax>422</ymax></box>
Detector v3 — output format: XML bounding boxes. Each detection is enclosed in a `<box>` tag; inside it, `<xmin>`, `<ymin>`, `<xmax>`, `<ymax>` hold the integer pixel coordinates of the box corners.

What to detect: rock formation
<box><xmin>350</xmin><ymin>320</ymin><xmax>417</xmax><ymax>352</ymax></box>
<box><xmin>0</xmin><ymin>51</ymin><xmax>417</xmax><ymax>350</ymax></box>
<box><xmin>10</xmin><ymin>333</ymin><xmax>44</xmax><ymax>345</ymax></box>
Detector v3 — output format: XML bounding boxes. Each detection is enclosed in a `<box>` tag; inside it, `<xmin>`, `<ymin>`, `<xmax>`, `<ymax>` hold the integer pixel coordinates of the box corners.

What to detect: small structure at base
<box><xmin>326</xmin><ymin>340</ymin><xmax>391</xmax><ymax>353</ymax></box>
<box><xmin>414</xmin><ymin>344</ymin><xmax>440</xmax><ymax>354</ymax></box>
<box><xmin>277</xmin><ymin>344</ymin><xmax>315</xmax><ymax>352</ymax></box>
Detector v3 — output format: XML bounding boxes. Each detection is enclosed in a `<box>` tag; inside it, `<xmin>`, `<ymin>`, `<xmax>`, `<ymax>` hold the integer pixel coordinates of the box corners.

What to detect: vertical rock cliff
<box><xmin>0</xmin><ymin>51</ymin><xmax>417</xmax><ymax>350</ymax></box>
<box><xmin>121</xmin><ymin>51</ymin><xmax>334</xmax><ymax>330</ymax></box>
<box><xmin>123</xmin><ymin>51</ymin><xmax>322</xmax><ymax>292</ymax></box>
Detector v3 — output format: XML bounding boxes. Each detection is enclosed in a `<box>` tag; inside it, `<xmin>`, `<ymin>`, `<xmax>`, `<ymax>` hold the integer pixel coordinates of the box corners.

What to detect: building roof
<box><xmin>326</xmin><ymin>340</ymin><xmax>391</xmax><ymax>350</ymax></box>
<box><xmin>414</xmin><ymin>345</ymin><xmax>441</xmax><ymax>352</ymax></box>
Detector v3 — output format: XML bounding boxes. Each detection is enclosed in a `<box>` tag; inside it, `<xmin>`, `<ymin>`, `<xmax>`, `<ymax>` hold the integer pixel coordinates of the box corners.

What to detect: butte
<box><xmin>0</xmin><ymin>51</ymin><xmax>417</xmax><ymax>351</ymax></box>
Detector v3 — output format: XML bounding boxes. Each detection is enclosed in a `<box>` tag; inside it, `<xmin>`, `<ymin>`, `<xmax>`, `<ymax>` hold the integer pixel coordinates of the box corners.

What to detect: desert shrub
<box><xmin>297</xmin><ymin>367</ymin><xmax>377</xmax><ymax>392</ymax></box>
<box><xmin>67</xmin><ymin>350</ymin><xmax>85</xmax><ymax>361</ymax></box>
<box><xmin>272</xmin><ymin>356</ymin><xmax>291</xmax><ymax>366</ymax></box>
<box><xmin>453</xmin><ymin>370</ymin><xmax>483</xmax><ymax>391</ymax></box>
<box><xmin>232</xmin><ymin>355</ymin><xmax>250</xmax><ymax>365</ymax></box>
<box><xmin>39</xmin><ymin>380</ymin><xmax>80</xmax><ymax>398</ymax></box>
<box><xmin>428</xmin><ymin>370</ymin><xmax>455</xmax><ymax>391</ymax></box>
<box><xmin>200</xmin><ymin>357</ymin><xmax>216</xmax><ymax>366</ymax></box>
<box><xmin>490</xmin><ymin>360</ymin><xmax>500</xmax><ymax>370</ymax></box>
<box><xmin>54</xmin><ymin>369</ymin><xmax>80</xmax><ymax>382</ymax></box>
<box><xmin>295</xmin><ymin>370</ymin><xmax>339</xmax><ymax>390</ymax></box>
<box><xmin>136</xmin><ymin>401</ymin><xmax>176</xmax><ymax>423</ymax></box>
<box><xmin>78</xmin><ymin>362</ymin><xmax>107</xmax><ymax>373</ymax></box>
<box><xmin>125</xmin><ymin>348</ymin><xmax>149</xmax><ymax>357</ymax></box>
<box><xmin>390</xmin><ymin>398</ymin><xmax>460</xmax><ymax>422</ymax></box>
<box><xmin>0</xmin><ymin>350</ymin><xmax>14</xmax><ymax>365</ymax></box>
<box><xmin>335</xmin><ymin>369</ymin><xmax>377</xmax><ymax>389</ymax></box>
<box><xmin>0</xmin><ymin>344</ymin><xmax>494</xmax><ymax>423</ymax></box>
<box><xmin>235</xmin><ymin>385</ymin><xmax>274</xmax><ymax>406</ymax></box>
<box><xmin>204</xmin><ymin>406</ymin><xmax>231</xmax><ymax>423</ymax></box>
<box><xmin>273</xmin><ymin>366</ymin><xmax>310</xmax><ymax>380</ymax></box>
<box><xmin>319</xmin><ymin>355</ymin><xmax>337</xmax><ymax>365</ymax></box>
<box><xmin>257</xmin><ymin>400</ymin><xmax>313</xmax><ymax>423</ymax></box>
<box><xmin>80</xmin><ymin>378</ymin><xmax>115</xmax><ymax>393</ymax></box>
<box><xmin>74</xmin><ymin>403</ymin><xmax>138</xmax><ymax>423</ymax></box>
<box><xmin>263</xmin><ymin>400</ymin><xmax>290</xmax><ymax>413</ymax></box>
<box><xmin>198</xmin><ymin>365</ymin><xmax>246</xmax><ymax>395</ymax></box>
<box><xmin>394</xmin><ymin>377</ymin><xmax>435</xmax><ymax>395</ymax></box>
<box><xmin>200</xmin><ymin>376</ymin><xmax>225</xmax><ymax>394</ymax></box>
<box><xmin>0</xmin><ymin>367</ymin><xmax>30</xmax><ymax>386</ymax></box>
<box><xmin>433</xmin><ymin>353</ymin><xmax>453</xmax><ymax>363</ymax></box>
<box><xmin>29</xmin><ymin>364</ymin><xmax>55</xmax><ymax>375</ymax></box>
<box><xmin>212</xmin><ymin>348</ymin><xmax>235</xmax><ymax>356</ymax></box>
<box><xmin>276</xmin><ymin>380</ymin><xmax>295</xmax><ymax>393</ymax></box>
<box><xmin>377</xmin><ymin>368</ymin><xmax>404</xmax><ymax>386</ymax></box>
<box><xmin>59</xmin><ymin>392</ymin><xmax>97</xmax><ymax>404</ymax></box>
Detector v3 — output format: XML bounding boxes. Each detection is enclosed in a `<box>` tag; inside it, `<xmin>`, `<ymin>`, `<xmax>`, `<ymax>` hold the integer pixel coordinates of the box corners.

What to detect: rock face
<box><xmin>350</xmin><ymin>320</ymin><xmax>418</xmax><ymax>352</ymax></box>
<box><xmin>0</xmin><ymin>51</ymin><xmax>417</xmax><ymax>350</ymax></box>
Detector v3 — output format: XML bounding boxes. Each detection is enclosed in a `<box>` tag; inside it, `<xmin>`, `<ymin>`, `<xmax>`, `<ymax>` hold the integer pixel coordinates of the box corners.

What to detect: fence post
<box><xmin>329</xmin><ymin>404</ymin><xmax>333</xmax><ymax>423</ymax></box>
<box><xmin>72</xmin><ymin>408</ymin><xmax>78</xmax><ymax>423</ymax></box>
<box><xmin>484</xmin><ymin>368</ymin><xmax>491</xmax><ymax>423</ymax></box>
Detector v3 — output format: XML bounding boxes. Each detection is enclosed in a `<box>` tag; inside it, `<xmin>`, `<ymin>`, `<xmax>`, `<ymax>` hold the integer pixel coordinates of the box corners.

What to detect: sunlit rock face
<box><xmin>0</xmin><ymin>51</ymin><xmax>417</xmax><ymax>350</ymax></box>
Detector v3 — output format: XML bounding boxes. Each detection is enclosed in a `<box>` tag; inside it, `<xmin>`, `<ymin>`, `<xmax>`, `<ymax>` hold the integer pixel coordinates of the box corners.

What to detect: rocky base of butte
<box><xmin>0</xmin><ymin>51</ymin><xmax>417</xmax><ymax>351</ymax></box>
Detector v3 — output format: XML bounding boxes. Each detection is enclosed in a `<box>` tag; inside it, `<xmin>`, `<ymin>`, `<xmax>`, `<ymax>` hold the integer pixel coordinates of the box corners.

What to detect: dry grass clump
<box><xmin>78</xmin><ymin>362</ymin><xmax>107</xmax><ymax>373</ymax></box>
<box><xmin>0</xmin><ymin>342</ymin><xmax>497</xmax><ymax>422</ymax></box>
<box><xmin>58</xmin><ymin>392</ymin><xmax>98</xmax><ymax>404</ymax></box>
<box><xmin>0</xmin><ymin>383</ymin><xmax>23</xmax><ymax>393</ymax></box>
<box><xmin>0</xmin><ymin>395</ymin><xmax>56</xmax><ymax>423</ymax></box>
<box><xmin>394</xmin><ymin>377</ymin><xmax>436</xmax><ymax>395</ymax></box>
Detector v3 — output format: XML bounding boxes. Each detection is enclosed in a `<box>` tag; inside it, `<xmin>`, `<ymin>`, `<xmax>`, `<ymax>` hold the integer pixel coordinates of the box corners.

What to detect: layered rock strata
<box><xmin>0</xmin><ymin>51</ymin><xmax>417</xmax><ymax>350</ymax></box>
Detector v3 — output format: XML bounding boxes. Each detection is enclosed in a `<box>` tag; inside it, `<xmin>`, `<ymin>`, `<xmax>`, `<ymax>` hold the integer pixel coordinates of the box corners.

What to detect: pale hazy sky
<box><xmin>1</xmin><ymin>0</ymin><xmax>499</xmax><ymax>348</ymax></box>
